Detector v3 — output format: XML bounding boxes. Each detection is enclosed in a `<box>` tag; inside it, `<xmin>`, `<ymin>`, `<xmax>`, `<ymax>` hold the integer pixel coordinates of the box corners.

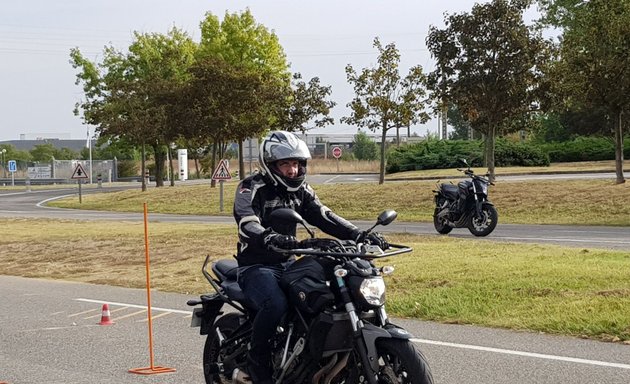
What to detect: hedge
<box><xmin>386</xmin><ymin>139</ymin><xmax>549</xmax><ymax>173</ymax></box>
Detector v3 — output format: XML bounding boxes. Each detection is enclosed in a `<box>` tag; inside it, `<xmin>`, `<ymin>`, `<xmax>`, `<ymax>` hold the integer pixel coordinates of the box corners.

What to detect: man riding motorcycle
<box><xmin>233</xmin><ymin>130</ymin><xmax>386</xmax><ymax>384</ymax></box>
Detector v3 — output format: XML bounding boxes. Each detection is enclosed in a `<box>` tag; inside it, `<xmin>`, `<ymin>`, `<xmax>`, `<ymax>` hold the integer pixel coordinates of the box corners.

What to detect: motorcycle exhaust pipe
<box><xmin>232</xmin><ymin>368</ymin><xmax>252</xmax><ymax>383</ymax></box>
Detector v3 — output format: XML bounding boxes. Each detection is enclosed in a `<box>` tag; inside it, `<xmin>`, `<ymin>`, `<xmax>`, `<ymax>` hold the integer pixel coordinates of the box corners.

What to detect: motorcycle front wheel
<box><xmin>468</xmin><ymin>204</ymin><xmax>498</xmax><ymax>237</ymax></box>
<box><xmin>342</xmin><ymin>339</ymin><xmax>434</xmax><ymax>384</ymax></box>
<box><xmin>433</xmin><ymin>208</ymin><xmax>453</xmax><ymax>234</ymax></box>
<box><xmin>203</xmin><ymin>313</ymin><xmax>246</xmax><ymax>384</ymax></box>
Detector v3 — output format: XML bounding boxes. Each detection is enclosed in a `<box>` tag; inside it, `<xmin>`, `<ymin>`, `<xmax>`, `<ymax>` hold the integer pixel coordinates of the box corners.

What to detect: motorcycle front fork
<box><xmin>336</xmin><ymin>276</ymin><xmax>384</xmax><ymax>384</ymax></box>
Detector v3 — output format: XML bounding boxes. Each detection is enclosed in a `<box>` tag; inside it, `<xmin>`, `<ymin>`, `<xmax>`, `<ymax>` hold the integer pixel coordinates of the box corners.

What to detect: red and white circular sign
<box><xmin>332</xmin><ymin>146</ymin><xmax>342</xmax><ymax>159</ymax></box>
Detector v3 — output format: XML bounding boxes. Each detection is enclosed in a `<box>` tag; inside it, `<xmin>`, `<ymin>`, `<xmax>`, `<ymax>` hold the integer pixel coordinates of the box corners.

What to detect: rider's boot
<box><xmin>246</xmin><ymin>354</ymin><xmax>273</xmax><ymax>384</ymax></box>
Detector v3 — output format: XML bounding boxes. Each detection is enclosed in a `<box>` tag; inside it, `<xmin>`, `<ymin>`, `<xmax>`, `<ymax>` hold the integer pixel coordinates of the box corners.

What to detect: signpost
<box><xmin>71</xmin><ymin>163</ymin><xmax>89</xmax><ymax>203</ymax></box>
<box><xmin>331</xmin><ymin>146</ymin><xmax>342</xmax><ymax>172</ymax></box>
<box><xmin>212</xmin><ymin>159</ymin><xmax>232</xmax><ymax>212</ymax></box>
<box><xmin>8</xmin><ymin>160</ymin><xmax>17</xmax><ymax>186</ymax></box>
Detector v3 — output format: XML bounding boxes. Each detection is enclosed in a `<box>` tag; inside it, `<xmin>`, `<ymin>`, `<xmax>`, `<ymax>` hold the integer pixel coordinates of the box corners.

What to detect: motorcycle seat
<box><xmin>442</xmin><ymin>184</ymin><xmax>458</xmax><ymax>194</ymax></box>
<box><xmin>213</xmin><ymin>259</ymin><xmax>239</xmax><ymax>282</ymax></box>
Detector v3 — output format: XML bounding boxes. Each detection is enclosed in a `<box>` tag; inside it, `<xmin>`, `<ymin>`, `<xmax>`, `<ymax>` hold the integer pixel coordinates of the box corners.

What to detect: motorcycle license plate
<box><xmin>190</xmin><ymin>307</ymin><xmax>203</xmax><ymax>328</ymax></box>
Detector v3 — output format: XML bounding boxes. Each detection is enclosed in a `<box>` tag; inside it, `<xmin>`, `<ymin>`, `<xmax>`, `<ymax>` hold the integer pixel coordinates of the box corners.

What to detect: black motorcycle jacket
<box><xmin>233</xmin><ymin>172</ymin><xmax>360</xmax><ymax>267</ymax></box>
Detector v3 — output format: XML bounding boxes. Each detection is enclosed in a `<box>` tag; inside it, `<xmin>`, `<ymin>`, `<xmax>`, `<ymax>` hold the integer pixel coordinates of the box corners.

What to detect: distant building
<box><xmin>0</xmin><ymin>139</ymin><xmax>86</xmax><ymax>153</ymax></box>
<box><xmin>2</xmin><ymin>132</ymin><xmax>423</xmax><ymax>159</ymax></box>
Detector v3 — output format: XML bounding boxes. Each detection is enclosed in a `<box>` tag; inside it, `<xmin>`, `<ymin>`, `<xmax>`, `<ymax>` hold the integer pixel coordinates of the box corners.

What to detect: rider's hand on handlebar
<box><xmin>263</xmin><ymin>231</ymin><xmax>299</xmax><ymax>250</ymax></box>
<box><xmin>355</xmin><ymin>231</ymin><xmax>389</xmax><ymax>250</ymax></box>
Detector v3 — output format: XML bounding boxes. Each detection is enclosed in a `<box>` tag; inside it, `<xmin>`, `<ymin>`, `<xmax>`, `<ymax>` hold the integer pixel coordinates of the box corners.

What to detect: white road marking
<box><xmin>111</xmin><ymin>310</ymin><xmax>146</xmax><ymax>321</ymax></box>
<box><xmin>76</xmin><ymin>298</ymin><xmax>629</xmax><ymax>370</ymax></box>
<box><xmin>138</xmin><ymin>311</ymin><xmax>171</xmax><ymax>322</ymax></box>
<box><xmin>497</xmin><ymin>236</ymin><xmax>630</xmax><ymax>245</ymax></box>
<box><xmin>323</xmin><ymin>175</ymin><xmax>342</xmax><ymax>184</ymax></box>
<box><xmin>75</xmin><ymin>298</ymin><xmax>192</xmax><ymax>314</ymax></box>
<box><xmin>412</xmin><ymin>338</ymin><xmax>630</xmax><ymax>370</ymax></box>
<box><xmin>68</xmin><ymin>308</ymin><xmax>100</xmax><ymax>317</ymax></box>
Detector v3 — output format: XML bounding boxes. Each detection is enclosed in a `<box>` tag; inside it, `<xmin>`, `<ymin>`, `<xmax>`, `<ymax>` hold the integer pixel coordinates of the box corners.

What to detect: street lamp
<box><xmin>1</xmin><ymin>148</ymin><xmax>6</xmax><ymax>179</ymax></box>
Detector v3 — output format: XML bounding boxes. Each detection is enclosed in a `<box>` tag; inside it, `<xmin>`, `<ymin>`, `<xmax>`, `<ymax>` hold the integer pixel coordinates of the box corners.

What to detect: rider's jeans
<box><xmin>238</xmin><ymin>264</ymin><xmax>288</xmax><ymax>364</ymax></box>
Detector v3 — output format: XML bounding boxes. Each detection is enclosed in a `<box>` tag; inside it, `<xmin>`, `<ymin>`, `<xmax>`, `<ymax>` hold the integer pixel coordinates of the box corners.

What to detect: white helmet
<box><xmin>259</xmin><ymin>131</ymin><xmax>311</xmax><ymax>191</ymax></box>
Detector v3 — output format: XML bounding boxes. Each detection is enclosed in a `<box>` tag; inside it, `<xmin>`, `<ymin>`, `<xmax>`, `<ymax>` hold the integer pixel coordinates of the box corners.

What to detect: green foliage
<box><xmin>343</xmin><ymin>38</ymin><xmax>430</xmax><ymax>184</ymax></box>
<box><xmin>117</xmin><ymin>160</ymin><xmax>139</xmax><ymax>178</ymax></box>
<box><xmin>426</xmin><ymin>0</ymin><xmax>551</xmax><ymax>175</ymax></box>
<box><xmin>494</xmin><ymin>139</ymin><xmax>550</xmax><ymax>166</ymax></box>
<box><xmin>351</xmin><ymin>131</ymin><xmax>379</xmax><ymax>161</ymax></box>
<box><xmin>544</xmin><ymin>0</ymin><xmax>630</xmax><ymax>182</ymax></box>
<box><xmin>0</xmin><ymin>144</ymin><xmax>32</xmax><ymax>163</ymax></box>
<box><xmin>386</xmin><ymin>138</ymin><xmax>549</xmax><ymax>173</ymax></box>
<box><xmin>29</xmin><ymin>144</ymin><xmax>78</xmax><ymax>161</ymax></box>
<box><xmin>540</xmin><ymin>136</ymin><xmax>630</xmax><ymax>162</ymax></box>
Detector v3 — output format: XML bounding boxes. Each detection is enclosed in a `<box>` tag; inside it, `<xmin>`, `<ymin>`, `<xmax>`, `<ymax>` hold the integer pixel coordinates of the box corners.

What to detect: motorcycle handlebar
<box><xmin>269</xmin><ymin>241</ymin><xmax>413</xmax><ymax>259</ymax></box>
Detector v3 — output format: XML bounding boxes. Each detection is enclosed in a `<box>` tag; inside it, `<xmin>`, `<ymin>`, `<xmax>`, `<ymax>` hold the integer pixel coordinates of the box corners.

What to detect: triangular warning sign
<box><xmin>71</xmin><ymin>163</ymin><xmax>89</xmax><ymax>179</ymax></box>
<box><xmin>212</xmin><ymin>160</ymin><xmax>232</xmax><ymax>180</ymax></box>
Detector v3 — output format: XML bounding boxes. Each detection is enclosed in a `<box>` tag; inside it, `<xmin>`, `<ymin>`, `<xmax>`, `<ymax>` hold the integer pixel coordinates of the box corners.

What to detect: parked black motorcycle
<box><xmin>188</xmin><ymin>209</ymin><xmax>433</xmax><ymax>384</ymax></box>
<box><xmin>433</xmin><ymin>159</ymin><xmax>498</xmax><ymax>237</ymax></box>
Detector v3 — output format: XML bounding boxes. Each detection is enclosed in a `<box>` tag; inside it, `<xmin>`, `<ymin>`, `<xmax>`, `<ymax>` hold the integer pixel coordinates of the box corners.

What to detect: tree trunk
<box><xmin>485</xmin><ymin>125</ymin><xmax>496</xmax><ymax>182</ymax></box>
<box><xmin>238</xmin><ymin>140</ymin><xmax>245</xmax><ymax>180</ymax></box>
<box><xmin>210</xmin><ymin>142</ymin><xmax>217</xmax><ymax>188</ymax></box>
<box><xmin>614</xmin><ymin>110</ymin><xmax>626</xmax><ymax>184</ymax></box>
<box><xmin>168</xmin><ymin>146</ymin><xmax>175</xmax><ymax>187</ymax></box>
<box><xmin>152</xmin><ymin>143</ymin><xmax>165</xmax><ymax>187</ymax></box>
<box><xmin>141</xmin><ymin>143</ymin><xmax>147</xmax><ymax>192</ymax></box>
<box><xmin>379</xmin><ymin>123</ymin><xmax>387</xmax><ymax>185</ymax></box>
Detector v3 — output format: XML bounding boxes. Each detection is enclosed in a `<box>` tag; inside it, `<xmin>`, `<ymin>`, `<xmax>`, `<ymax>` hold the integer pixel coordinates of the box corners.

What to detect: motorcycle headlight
<box><xmin>359</xmin><ymin>277</ymin><xmax>386</xmax><ymax>306</ymax></box>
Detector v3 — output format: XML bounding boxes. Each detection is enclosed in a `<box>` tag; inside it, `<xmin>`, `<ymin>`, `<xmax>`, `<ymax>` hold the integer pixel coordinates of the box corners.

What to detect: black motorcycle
<box><xmin>433</xmin><ymin>159</ymin><xmax>498</xmax><ymax>237</ymax></box>
<box><xmin>188</xmin><ymin>209</ymin><xmax>434</xmax><ymax>384</ymax></box>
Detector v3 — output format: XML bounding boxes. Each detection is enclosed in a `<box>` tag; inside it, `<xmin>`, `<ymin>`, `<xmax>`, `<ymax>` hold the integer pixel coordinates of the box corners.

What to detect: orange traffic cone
<box><xmin>98</xmin><ymin>303</ymin><xmax>114</xmax><ymax>325</ymax></box>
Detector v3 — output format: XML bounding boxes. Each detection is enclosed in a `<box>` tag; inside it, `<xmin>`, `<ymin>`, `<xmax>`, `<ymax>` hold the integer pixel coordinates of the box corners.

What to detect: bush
<box><xmin>386</xmin><ymin>138</ymin><xmax>549</xmax><ymax>173</ymax></box>
<box><xmin>117</xmin><ymin>160</ymin><xmax>138</xmax><ymax>177</ymax></box>
<box><xmin>540</xmin><ymin>136</ymin><xmax>630</xmax><ymax>162</ymax></box>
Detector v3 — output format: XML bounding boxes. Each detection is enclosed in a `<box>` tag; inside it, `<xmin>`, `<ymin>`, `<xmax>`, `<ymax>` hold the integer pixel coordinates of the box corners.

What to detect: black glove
<box><xmin>263</xmin><ymin>231</ymin><xmax>299</xmax><ymax>250</ymax></box>
<box><xmin>356</xmin><ymin>231</ymin><xmax>389</xmax><ymax>250</ymax></box>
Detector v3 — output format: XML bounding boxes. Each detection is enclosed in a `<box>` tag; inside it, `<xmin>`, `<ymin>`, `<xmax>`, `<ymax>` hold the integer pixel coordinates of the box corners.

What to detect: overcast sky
<box><xmin>0</xmin><ymin>0</ymin><xmax>509</xmax><ymax>142</ymax></box>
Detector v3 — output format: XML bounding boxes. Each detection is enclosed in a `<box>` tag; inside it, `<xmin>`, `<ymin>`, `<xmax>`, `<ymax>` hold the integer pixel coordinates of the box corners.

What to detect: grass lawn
<box><xmin>3</xmin><ymin>161</ymin><xmax>630</xmax><ymax>343</ymax></box>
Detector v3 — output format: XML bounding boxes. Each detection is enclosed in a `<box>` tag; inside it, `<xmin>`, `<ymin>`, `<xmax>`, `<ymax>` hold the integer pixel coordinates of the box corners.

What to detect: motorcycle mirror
<box><xmin>377</xmin><ymin>210</ymin><xmax>398</xmax><ymax>226</ymax></box>
<box><xmin>460</xmin><ymin>158</ymin><xmax>468</xmax><ymax>166</ymax></box>
<box><xmin>366</xmin><ymin>210</ymin><xmax>398</xmax><ymax>233</ymax></box>
<box><xmin>269</xmin><ymin>208</ymin><xmax>315</xmax><ymax>238</ymax></box>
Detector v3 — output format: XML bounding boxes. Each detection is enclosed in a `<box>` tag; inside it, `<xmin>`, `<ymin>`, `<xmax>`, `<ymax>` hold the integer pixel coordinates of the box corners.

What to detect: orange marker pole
<box><xmin>129</xmin><ymin>202</ymin><xmax>176</xmax><ymax>375</ymax></box>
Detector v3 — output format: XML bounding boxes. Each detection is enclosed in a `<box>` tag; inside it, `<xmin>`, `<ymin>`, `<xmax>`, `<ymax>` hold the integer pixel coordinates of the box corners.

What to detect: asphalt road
<box><xmin>1</xmin><ymin>184</ymin><xmax>628</xmax><ymax>251</ymax></box>
<box><xmin>2</xmin><ymin>275</ymin><xmax>630</xmax><ymax>384</ymax></box>
<box><xmin>1</xmin><ymin>177</ymin><xmax>630</xmax><ymax>383</ymax></box>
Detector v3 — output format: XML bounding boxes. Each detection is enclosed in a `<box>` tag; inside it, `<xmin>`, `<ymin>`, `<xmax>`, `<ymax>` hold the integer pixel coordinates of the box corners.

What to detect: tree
<box><xmin>282</xmin><ymin>73</ymin><xmax>336</xmax><ymax>132</ymax></box>
<box><xmin>342</xmin><ymin>38</ymin><xmax>429</xmax><ymax>184</ymax></box>
<box><xmin>181</xmin><ymin>56</ymin><xmax>283</xmax><ymax>185</ymax></box>
<box><xmin>70</xmin><ymin>27</ymin><xmax>196</xmax><ymax>190</ymax></box>
<box><xmin>541</xmin><ymin>0</ymin><xmax>629</xmax><ymax>184</ymax></box>
<box><xmin>198</xmin><ymin>9</ymin><xmax>291</xmax><ymax>179</ymax></box>
<box><xmin>426</xmin><ymin>0</ymin><xmax>550</xmax><ymax>180</ymax></box>
<box><xmin>447</xmin><ymin>103</ymin><xmax>479</xmax><ymax>140</ymax></box>
<box><xmin>352</xmin><ymin>131</ymin><xmax>379</xmax><ymax>161</ymax></box>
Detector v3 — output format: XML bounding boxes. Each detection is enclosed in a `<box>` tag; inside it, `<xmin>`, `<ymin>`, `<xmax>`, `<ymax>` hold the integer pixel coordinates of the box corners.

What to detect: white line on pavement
<box><xmin>75</xmin><ymin>298</ymin><xmax>192</xmax><ymax>315</ymax></box>
<box><xmin>76</xmin><ymin>298</ymin><xmax>630</xmax><ymax>370</ymax></box>
<box><xmin>412</xmin><ymin>338</ymin><xmax>630</xmax><ymax>370</ymax></box>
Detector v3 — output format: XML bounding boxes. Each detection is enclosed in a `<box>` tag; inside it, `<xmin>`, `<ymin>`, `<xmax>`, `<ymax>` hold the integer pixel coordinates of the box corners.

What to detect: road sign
<box><xmin>332</xmin><ymin>146</ymin><xmax>342</xmax><ymax>159</ymax></box>
<box><xmin>8</xmin><ymin>160</ymin><xmax>17</xmax><ymax>172</ymax></box>
<box><xmin>71</xmin><ymin>163</ymin><xmax>89</xmax><ymax>179</ymax></box>
<box><xmin>212</xmin><ymin>159</ymin><xmax>232</xmax><ymax>181</ymax></box>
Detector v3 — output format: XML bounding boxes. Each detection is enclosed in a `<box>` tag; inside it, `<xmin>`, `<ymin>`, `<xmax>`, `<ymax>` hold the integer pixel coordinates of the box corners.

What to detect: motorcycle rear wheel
<box><xmin>468</xmin><ymin>204</ymin><xmax>498</xmax><ymax>237</ymax></box>
<box><xmin>433</xmin><ymin>208</ymin><xmax>453</xmax><ymax>234</ymax></box>
<box><xmin>203</xmin><ymin>313</ymin><xmax>245</xmax><ymax>384</ymax></box>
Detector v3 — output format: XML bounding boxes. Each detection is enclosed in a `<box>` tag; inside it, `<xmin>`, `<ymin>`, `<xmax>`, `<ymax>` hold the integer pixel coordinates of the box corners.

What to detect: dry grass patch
<box><xmin>2</xmin><ymin>221</ymin><xmax>630</xmax><ymax>341</ymax></box>
<box><xmin>48</xmin><ymin>178</ymin><xmax>630</xmax><ymax>225</ymax></box>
